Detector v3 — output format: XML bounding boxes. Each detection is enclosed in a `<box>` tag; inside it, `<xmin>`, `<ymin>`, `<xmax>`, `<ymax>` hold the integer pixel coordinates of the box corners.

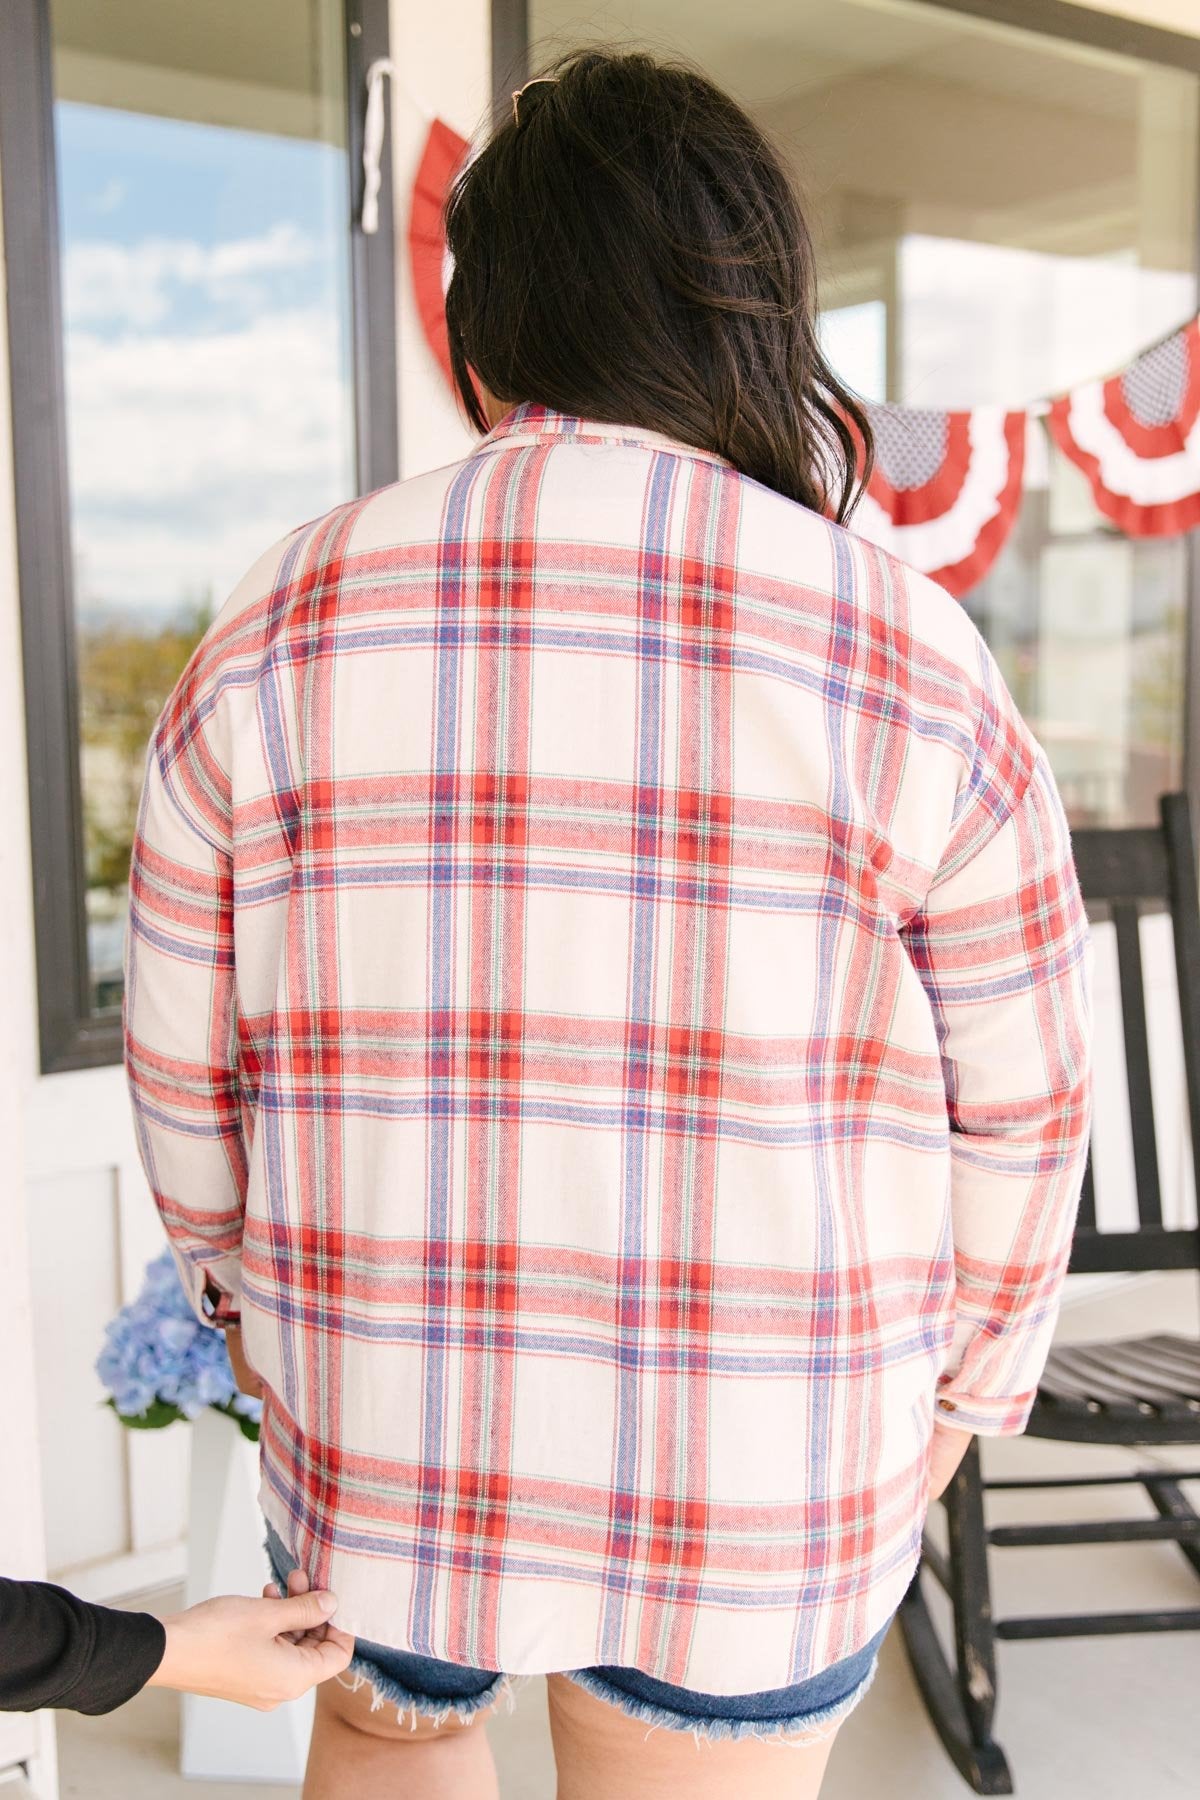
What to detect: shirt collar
<box><xmin>474</xmin><ymin>402</ymin><xmax>733</xmax><ymax>470</ymax></box>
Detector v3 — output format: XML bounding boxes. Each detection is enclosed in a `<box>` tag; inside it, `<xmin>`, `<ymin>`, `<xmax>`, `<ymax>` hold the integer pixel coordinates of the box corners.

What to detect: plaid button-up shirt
<box><xmin>127</xmin><ymin>404</ymin><xmax>1092</xmax><ymax>1692</ymax></box>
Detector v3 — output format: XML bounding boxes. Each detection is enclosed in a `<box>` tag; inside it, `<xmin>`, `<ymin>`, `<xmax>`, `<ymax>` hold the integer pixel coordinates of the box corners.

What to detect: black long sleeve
<box><xmin>0</xmin><ymin>1578</ymin><xmax>166</xmax><ymax>1715</ymax></box>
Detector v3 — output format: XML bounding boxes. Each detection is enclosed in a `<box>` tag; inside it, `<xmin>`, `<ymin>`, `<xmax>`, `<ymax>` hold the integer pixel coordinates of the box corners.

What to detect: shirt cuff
<box><xmin>174</xmin><ymin>1244</ymin><xmax>242</xmax><ymax>1329</ymax></box>
<box><xmin>203</xmin><ymin>1273</ymin><xmax>242</xmax><ymax>1327</ymax></box>
<box><xmin>67</xmin><ymin>1606</ymin><xmax>167</xmax><ymax>1716</ymax></box>
<box><xmin>934</xmin><ymin>1380</ymin><xmax>1036</xmax><ymax>1438</ymax></box>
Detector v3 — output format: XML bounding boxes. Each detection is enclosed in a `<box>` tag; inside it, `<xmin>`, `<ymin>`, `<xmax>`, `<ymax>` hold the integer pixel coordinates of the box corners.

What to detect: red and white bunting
<box><xmin>407</xmin><ymin>118</ymin><xmax>469</xmax><ymax>391</ymax></box>
<box><xmin>1047</xmin><ymin>318</ymin><xmax>1200</xmax><ymax>537</ymax></box>
<box><xmin>849</xmin><ymin>404</ymin><xmax>1027</xmax><ymax>599</ymax></box>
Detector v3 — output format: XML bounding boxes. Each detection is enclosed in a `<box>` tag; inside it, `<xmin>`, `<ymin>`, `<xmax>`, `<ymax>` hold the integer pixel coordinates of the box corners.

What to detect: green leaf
<box><xmin>107</xmin><ymin>1396</ymin><xmax>185</xmax><ymax>1431</ymax></box>
<box><xmin>104</xmin><ymin>1396</ymin><xmax>260</xmax><ymax>1442</ymax></box>
<box><xmin>215</xmin><ymin>1399</ymin><xmax>262</xmax><ymax>1444</ymax></box>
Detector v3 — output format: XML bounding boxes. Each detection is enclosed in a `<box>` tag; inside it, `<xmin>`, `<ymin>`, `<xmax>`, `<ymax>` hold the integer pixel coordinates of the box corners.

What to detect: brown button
<box><xmin>938</xmin><ymin>1398</ymin><xmax>958</xmax><ymax>1413</ymax></box>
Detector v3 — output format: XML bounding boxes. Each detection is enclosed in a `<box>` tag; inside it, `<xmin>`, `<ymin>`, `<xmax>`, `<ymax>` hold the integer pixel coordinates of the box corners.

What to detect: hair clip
<box><xmin>512</xmin><ymin>77</ymin><xmax>558</xmax><ymax>127</ymax></box>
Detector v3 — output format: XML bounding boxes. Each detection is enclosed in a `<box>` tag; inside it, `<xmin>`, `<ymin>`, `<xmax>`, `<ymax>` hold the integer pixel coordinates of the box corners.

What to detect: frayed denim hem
<box><xmin>262</xmin><ymin>1528</ymin><xmax>511</xmax><ymax>1730</ymax></box>
<box><xmin>335</xmin><ymin>1659</ymin><xmax>516</xmax><ymax>1730</ymax></box>
<box><xmin>561</xmin><ymin>1654</ymin><xmax>879</xmax><ymax>1746</ymax></box>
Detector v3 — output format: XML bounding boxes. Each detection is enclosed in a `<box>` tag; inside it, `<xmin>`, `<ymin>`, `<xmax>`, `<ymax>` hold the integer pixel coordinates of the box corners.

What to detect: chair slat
<box><xmin>1033</xmin><ymin>1357</ymin><xmax>1098</xmax><ymax>1403</ymax></box>
<box><xmin>1071</xmin><ymin>827</ymin><xmax>1169</xmax><ymax>904</ymax></box>
<box><xmin>1140</xmin><ymin>1335</ymin><xmax>1200</xmax><ymax>1389</ymax></box>
<box><xmin>1101</xmin><ymin>1339</ymin><xmax>1200</xmax><ymax>1389</ymax></box>
<box><xmin>1076</xmin><ymin>1154</ymin><xmax>1096</xmax><ymax>1232</ymax></box>
<box><xmin>1067</xmin><ymin>1226</ymin><xmax>1198</xmax><ymax>1275</ymax></box>
<box><xmin>1143</xmin><ymin>1331</ymin><xmax>1200</xmax><ymax>1355</ymax></box>
<box><xmin>1112</xmin><ymin>898</ymin><xmax>1162</xmax><ymax>1227</ymax></box>
<box><xmin>1043</xmin><ymin>1348</ymin><xmax>1139</xmax><ymax>1407</ymax></box>
<box><xmin>1104</xmin><ymin>1339</ymin><xmax>1200</xmax><ymax>1397</ymax></box>
<box><xmin>1162</xmin><ymin>794</ymin><xmax>1200</xmax><ymax>1211</ymax></box>
<box><xmin>1061</xmin><ymin>1345</ymin><xmax>1194</xmax><ymax>1415</ymax></box>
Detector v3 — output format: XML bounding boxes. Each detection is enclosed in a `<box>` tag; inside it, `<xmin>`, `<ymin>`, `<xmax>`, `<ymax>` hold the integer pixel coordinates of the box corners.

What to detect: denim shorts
<box><xmin>265</xmin><ymin>1525</ymin><xmax>889</xmax><ymax>1742</ymax></box>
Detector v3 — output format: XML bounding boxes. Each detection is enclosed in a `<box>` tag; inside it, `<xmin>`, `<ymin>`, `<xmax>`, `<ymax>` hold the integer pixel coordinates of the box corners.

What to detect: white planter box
<box><xmin>181</xmin><ymin>1407</ymin><xmax>313</xmax><ymax>1784</ymax></box>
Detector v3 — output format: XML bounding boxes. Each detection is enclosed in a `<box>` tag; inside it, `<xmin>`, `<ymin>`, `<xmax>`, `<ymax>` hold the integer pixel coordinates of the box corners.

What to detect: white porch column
<box><xmin>0</xmin><ymin>147</ymin><xmax>59</xmax><ymax>1800</ymax></box>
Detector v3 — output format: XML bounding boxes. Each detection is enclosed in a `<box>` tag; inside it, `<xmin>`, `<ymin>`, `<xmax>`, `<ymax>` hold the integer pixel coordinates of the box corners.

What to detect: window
<box><xmin>515</xmin><ymin>0</ymin><xmax>1200</xmax><ymax>828</ymax></box>
<box><xmin>2</xmin><ymin>0</ymin><xmax>397</xmax><ymax>1070</ymax></box>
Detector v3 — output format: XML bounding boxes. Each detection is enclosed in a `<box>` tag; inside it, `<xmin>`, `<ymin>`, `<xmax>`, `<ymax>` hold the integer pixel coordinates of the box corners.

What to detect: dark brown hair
<box><xmin>444</xmin><ymin>48</ymin><xmax>872</xmax><ymax>522</ymax></box>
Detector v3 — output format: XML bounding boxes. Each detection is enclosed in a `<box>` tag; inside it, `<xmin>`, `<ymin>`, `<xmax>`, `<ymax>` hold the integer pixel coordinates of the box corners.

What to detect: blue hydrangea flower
<box><xmin>96</xmin><ymin>1248</ymin><xmax>261</xmax><ymax>1438</ymax></box>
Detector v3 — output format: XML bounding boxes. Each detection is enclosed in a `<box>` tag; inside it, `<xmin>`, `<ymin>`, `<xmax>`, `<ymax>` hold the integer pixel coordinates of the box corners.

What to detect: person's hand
<box><xmin>926</xmin><ymin>1420</ymin><xmax>974</xmax><ymax>1503</ymax></box>
<box><xmin>223</xmin><ymin>1324</ymin><xmax>264</xmax><ymax>1400</ymax></box>
<box><xmin>148</xmin><ymin>1587</ymin><xmax>354</xmax><ymax>1709</ymax></box>
<box><xmin>261</xmin><ymin>1565</ymin><xmax>330</xmax><ymax>1644</ymax></box>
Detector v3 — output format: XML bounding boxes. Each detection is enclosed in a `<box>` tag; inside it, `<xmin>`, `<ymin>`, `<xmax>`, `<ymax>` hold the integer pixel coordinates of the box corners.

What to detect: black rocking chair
<box><xmin>899</xmin><ymin>791</ymin><xmax>1200</xmax><ymax>1794</ymax></box>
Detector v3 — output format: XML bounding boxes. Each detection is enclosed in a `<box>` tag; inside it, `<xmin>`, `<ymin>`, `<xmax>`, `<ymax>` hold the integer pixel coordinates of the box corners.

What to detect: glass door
<box><xmin>1</xmin><ymin>0</ymin><xmax>396</xmax><ymax>1066</ymax></box>
<box><xmin>53</xmin><ymin>0</ymin><xmax>358</xmax><ymax>1012</ymax></box>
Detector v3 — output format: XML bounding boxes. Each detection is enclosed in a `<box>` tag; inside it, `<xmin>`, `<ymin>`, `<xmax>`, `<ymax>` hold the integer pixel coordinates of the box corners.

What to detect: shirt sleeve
<box><xmin>901</xmin><ymin>747</ymin><xmax>1094</xmax><ymax>1437</ymax></box>
<box><xmin>0</xmin><ymin>1579</ymin><xmax>166</xmax><ymax>1715</ymax></box>
<box><xmin>124</xmin><ymin>727</ymin><xmax>245</xmax><ymax>1324</ymax></box>
<box><xmin>123</xmin><ymin>530</ymin><xmax>308</xmax><ymax>1324</ymax></box>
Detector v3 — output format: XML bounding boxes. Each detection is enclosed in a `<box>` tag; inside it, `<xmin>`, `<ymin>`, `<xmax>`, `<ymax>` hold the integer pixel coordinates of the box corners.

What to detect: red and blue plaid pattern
<box><xmin>127</xmin><ymin>405</ymin><xmax>1092</xmax><ymax>1691</ymax></box>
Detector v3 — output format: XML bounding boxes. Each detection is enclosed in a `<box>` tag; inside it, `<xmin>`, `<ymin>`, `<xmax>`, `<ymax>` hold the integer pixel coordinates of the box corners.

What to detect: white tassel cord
<box><xmin>361</xmin><ymin>57</ymin><xmax>396</xmax><ymax>235</ymax></box>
